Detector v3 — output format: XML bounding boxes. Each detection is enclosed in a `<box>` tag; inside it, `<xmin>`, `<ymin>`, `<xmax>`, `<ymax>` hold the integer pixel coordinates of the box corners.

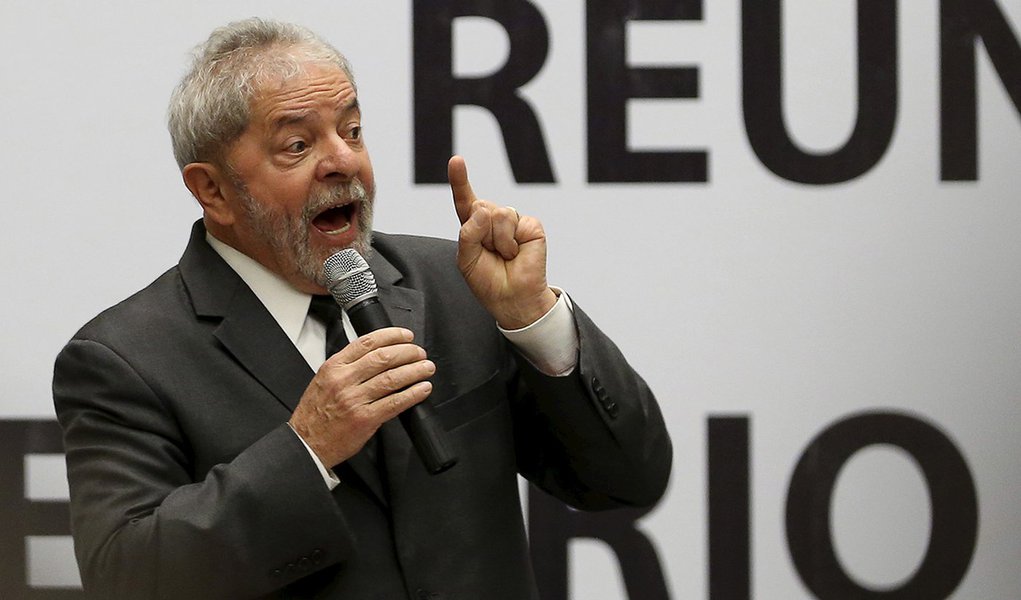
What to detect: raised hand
<box><xmin>449</xmin><ymin>155</ymin><xmax>558</xmax><ymax>330</ymax></box>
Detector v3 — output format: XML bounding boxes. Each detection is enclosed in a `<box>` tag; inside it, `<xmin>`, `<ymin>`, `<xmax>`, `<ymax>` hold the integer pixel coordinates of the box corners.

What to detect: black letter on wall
<box><xmin>785</xmin><ymin>412</ymin><xmax>978</xmax><ymax>599</ymax></box>
<box><xmin>413</xmin><ymin>0</ymin><xmax>554</xmax><ymax>183</ymax></box>
<box><xmin>587</xmin><ymin>0</ymin><xmax>706</xmax><ymax>182</ymax></box>
<box><xmin>742</xmin><ymin>0</ymin><xmax>897</xmax><ymax>184</ymax></box>
<box><xmin>0</xmin><ymin>420</ymin><xmax>81</xmax><ymax>599</ymax></box>
<box><xmin>941</xmin><ymin>0</ymin><xmax>1021</xmax><ymax>180</ymax></box>
<box><xmin>528</xmin><ymin>484</ymin><xmax>671</xmax><ymax>599</ymax></box>
<box><xmin>708</xmin><ymin>416</ymin><xmax>750</xmax><ymax>600</ymax></box>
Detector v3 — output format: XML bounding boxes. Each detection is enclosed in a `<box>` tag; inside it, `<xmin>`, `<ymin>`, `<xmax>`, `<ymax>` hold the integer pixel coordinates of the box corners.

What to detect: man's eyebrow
<box><xmin>270</xmin><ymin>109</ymin><xmax>314</xmax><ymax>132</ymax></box>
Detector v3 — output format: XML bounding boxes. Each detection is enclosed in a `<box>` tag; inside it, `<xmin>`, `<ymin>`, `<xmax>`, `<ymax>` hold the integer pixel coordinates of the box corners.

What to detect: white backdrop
<box><xmin>2</xmin><ymin>1</ymin><xmax>1019</xmax><ymax>598</ymax></box>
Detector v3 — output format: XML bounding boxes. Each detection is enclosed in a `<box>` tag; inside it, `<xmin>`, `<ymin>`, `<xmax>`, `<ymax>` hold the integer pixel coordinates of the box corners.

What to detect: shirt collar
<box><xmin>205</xmin><ymin>232</ymin><xmax>311</xmax><ymax>345</ymax></box>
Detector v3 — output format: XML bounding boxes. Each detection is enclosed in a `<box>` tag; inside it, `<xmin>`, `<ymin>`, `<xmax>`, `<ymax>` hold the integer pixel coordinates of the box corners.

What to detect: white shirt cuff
<box><xmin>288</xmin><ymin>424</ymin><xmax>341</xmax><ymax>491</ymax></box>
<box><xmin>498</xmin><ymin>288</ymin><xmax>578</xmax><ymax>376</ymax></box>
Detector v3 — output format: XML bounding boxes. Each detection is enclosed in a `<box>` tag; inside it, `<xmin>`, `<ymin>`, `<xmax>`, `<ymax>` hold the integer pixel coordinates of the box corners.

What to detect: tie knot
<box><xmin>308</xmin><ymin>295</ymin><xmax>342</xmax><ymax>325</ymax></box>
<box><xmin>309</xmin><ymin>295</ymin><xmax>348</xmax><ymax>356</ymax></box>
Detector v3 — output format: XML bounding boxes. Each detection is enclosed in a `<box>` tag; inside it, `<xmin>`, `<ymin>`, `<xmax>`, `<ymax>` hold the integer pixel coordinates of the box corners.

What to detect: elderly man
<box><xmin>54</xmin><ymin>18</ymin><xmax>671</xmax><ymax>599</ymax></box>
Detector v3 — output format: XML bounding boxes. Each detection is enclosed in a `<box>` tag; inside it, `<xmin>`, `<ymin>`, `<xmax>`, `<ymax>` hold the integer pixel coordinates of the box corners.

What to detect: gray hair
<box><xmin>167</xmin><ymin>18</ymin><xmax>355</xmax><ymax>170</ymax></box>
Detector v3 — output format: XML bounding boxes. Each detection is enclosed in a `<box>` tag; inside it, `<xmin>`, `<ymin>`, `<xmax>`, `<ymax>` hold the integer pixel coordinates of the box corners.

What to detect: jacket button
<box><xmin>311</xmin><ymin>548</ymin><xmax>325</xmax><ymax>564</ymax></box>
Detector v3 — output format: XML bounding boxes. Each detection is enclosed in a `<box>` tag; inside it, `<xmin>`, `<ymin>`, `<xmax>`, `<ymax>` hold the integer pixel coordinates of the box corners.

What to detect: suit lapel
<box><xmin>214</xmin><ymin>291</ymin><xmax>313</xmax><ymax>413</ymax></box>
<box><xmin>181</xmin><ymin>221</ymin><xmax>313</xmax><ymax>414</ymax></box>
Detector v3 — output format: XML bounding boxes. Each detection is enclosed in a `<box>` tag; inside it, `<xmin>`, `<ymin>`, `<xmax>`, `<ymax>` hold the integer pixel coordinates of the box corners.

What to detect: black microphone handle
<box><xmin>346</xmin><ymin>296</ymin><xmax>458</xmax><ymax>474</ymax></box>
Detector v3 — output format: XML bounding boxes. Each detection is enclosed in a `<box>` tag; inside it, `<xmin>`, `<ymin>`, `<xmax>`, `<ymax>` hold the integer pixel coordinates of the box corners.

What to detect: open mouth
<box><xmin>312</xmin><ymin>203</ymin><xmax>356</xmax><ymax>235</ymax></box>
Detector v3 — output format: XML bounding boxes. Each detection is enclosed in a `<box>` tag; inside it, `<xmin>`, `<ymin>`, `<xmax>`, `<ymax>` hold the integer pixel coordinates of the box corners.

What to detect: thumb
<box><xmin>448</xmin><ymin>155</ymin><xmax>477</xmax><ymax>225</ymax></box>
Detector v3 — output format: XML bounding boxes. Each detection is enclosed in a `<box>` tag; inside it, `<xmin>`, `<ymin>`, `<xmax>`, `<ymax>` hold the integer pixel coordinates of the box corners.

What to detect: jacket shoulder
<box><xmin>70</xmin><ymin>266</ymin><xmax>193</xmax><ymax>346</ymax></box>
<box><xmin>371</xmin><ymin>232</ymin><xmax>463</xmax><ymax>285</ymax></box>
<box><xmin>372</xmin><ymin>232</ymin><xmax>457</xmax><ymax>261</ymax></box>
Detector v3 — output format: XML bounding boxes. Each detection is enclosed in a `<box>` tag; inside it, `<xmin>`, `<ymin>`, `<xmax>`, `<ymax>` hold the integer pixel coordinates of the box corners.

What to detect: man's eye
<box><xmin>347</xmin><ymin>126</ymin><xmax>361</xmax><ymax>141</ymax></box>
<box><xmin>286</xmin><ymin>140</ymin><xmax>308</xmax><ymax>153</ymax></box>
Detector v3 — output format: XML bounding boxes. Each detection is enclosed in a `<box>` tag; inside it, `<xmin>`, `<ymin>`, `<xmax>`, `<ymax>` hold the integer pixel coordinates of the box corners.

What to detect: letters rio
<box><xmin>528</xmin><ymin>411</ymin><xmax>978</xmax><ymax>600</ymax></box>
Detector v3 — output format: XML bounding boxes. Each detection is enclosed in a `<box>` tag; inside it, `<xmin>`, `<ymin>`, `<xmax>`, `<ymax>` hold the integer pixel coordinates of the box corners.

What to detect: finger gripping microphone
<box><xmin>323</xmin><ymin>249</ymin><xmax>458</xmax><ymax>474</ymax></box>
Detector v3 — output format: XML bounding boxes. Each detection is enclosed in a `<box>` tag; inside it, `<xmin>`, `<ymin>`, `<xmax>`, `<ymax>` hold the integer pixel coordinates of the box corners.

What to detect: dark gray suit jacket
<box><xmin>53</xmin><ymin>221</ymin><xmax>671</xmax><ymax>599</ymax></box>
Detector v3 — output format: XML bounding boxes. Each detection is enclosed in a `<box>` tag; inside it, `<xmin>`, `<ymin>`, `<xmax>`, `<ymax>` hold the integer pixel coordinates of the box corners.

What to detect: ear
<box><xmin>182</xmin><ymin>162</ymin><xmax>237</xmax><ymax>227</ymax></box>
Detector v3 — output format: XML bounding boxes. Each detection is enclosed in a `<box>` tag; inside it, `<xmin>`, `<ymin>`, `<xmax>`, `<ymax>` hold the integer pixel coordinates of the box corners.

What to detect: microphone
<box><xmin>322</xmin><ymin>249</ymin><xmax>458</xmax><ymax>475</ymax></box>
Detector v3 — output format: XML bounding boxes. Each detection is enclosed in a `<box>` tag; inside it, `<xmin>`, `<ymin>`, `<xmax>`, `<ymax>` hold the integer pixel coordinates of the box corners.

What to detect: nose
<box><xmin>315</xmin><ymin>134</ymin><xmax>359</xmax><ymax>182</ymax></box>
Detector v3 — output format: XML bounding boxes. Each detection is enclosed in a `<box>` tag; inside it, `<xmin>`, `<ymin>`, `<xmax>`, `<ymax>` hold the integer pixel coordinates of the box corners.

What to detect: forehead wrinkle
<box><xmin>260</xmin><ymin>79</ymin><xmax>359</xmax><ymax>133</ymax></box>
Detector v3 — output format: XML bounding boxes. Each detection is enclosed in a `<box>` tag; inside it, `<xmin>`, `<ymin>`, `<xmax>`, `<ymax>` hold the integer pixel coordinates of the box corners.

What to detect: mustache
<box><xmin>302</xmin><ymin>179</ymin><xmax>369</xmax><ymax>222</ymax></box>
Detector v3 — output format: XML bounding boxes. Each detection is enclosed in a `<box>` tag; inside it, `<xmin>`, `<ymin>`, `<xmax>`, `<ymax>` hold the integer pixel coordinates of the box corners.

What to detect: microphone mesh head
<box><xmin>322</xmin><ymin>249</ymin><xmax>378</xmax><ymax>309</ymax></box>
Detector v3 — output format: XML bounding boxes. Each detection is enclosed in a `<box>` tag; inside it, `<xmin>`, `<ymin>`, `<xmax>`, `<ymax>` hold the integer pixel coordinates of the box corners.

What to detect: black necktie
<box><xmin>308</xmin><ymin>295</ymin><xmax>348</xmax><ymax>358</ymax></box>
<box><xmin>307</xmin><ymin>295</ymin><xmax>381</xmax><ymax>468</ymax></box>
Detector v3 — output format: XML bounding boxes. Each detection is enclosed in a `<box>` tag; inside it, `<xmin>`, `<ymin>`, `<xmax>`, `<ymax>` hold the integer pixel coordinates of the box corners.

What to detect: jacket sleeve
<box><xmin>511</xmin><ymin>302</ymin><xmax>673</xmax><ymax>510</ymax></box>
<box><xmin>53</xmin><ymin>337</ymin><xmax>351</xmax><ymax>599</ymax></box>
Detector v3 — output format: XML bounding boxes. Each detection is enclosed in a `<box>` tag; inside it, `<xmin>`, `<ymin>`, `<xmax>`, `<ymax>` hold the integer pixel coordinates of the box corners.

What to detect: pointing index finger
<box><xmin>448</xmin><ymin>155</ymin><xmax>477</xmax><ymax>225</ymax></box>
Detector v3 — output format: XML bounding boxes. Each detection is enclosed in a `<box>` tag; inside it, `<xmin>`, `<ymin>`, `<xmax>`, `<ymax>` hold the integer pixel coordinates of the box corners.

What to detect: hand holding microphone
<box><xmin>319</xmin><ymin>250</ymin><xmax>458</xmax><ymax>474</ymax></box>
<box><xmin>287</xmin><ymin>255</ymin><xmax>445</xmax><ymax>472</ymax></box>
